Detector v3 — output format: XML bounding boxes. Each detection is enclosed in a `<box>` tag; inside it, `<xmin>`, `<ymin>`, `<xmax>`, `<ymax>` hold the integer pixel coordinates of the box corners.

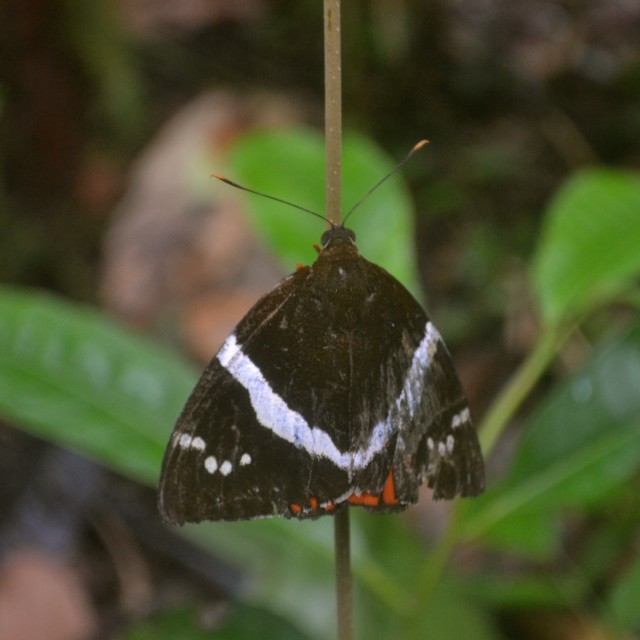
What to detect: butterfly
<box><xmin>158</xmin><ymin>142</ymin><xmax>484</xmax><ymax>523</ymax></box>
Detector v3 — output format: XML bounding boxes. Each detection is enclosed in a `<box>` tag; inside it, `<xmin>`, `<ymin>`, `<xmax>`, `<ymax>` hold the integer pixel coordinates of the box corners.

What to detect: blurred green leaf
<box><xmin>126</xmin><ymin>604</ymin><xmax>311</xmax><ymax>640</ymax></box>
<box><xmin>401</xmin><ymin>578</ymin><xmax>501</xmax><ymax>640</ymax></box>
<box><xmin>578</xmin><ymin>495</ymin><xmax>640</xmax><ymax>585</ymax></box>
<box><xmin>531</xmin><ymin>169</ymin><xmax>640</xmax><ymax>325</ymax></box>
<box><xmin>471</xmin><ymin>573</ymin><xmax>583</xmax><ymax>610</ymax></box>
<box><xmin>607</xmin><ymin>556</ymin><xmax>640</xmax><ymax>632</ymax></box>
<box><xmin>229</xmin><ymin>128</ymin><xmax>421</xmax><ymax>298</ymax></box>
<box><xmin>461</xmin><ymin>322</ymin><xmax>640</xmax><ymax>557</ymax></box>
<box><xmin>0</xmin><ymin>286</ymin><xmax>196</xmax><ymax>484</ymax></box>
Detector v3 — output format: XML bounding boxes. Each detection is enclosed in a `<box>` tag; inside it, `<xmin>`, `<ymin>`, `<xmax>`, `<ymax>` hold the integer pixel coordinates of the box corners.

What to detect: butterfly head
<box><xmin>320</xmin><ymin>225</ymin><xmax>356</xmax><ymax>250</ymax></box>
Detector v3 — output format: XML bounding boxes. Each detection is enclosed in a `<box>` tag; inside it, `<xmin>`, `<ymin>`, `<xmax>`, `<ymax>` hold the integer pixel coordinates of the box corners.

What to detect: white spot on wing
<box><xmin>452</xmin><ymin>407</ymin><xmax>471</xmax><ymax>429</ymax></box>
<box><xmin>220</xmin><ymin>460</ymin><xmax>233</xmax><ymax>476</ymax></box>
<box><xmin>240</xmin><ymin>453</ymin><xmax>251</xmax><ymax>466</ymax></box>
<box><xmin>178</xmin><ymin>434</ymin><xmax>192</xmax><ymax>449</ymax></box>
<box><xmin>446</xmin><ymin>434</ymin><xmax>455</xmax><ymax>452</ymax></box>
<box><xmin>204</xmin><ymin>456</ymin><xmax>218</xmax><ymax>474</ymax></box>
<box><xmin>190</xmin><ymin>436</ymin><xmax>206</xmax><ymax>451</ymax></box>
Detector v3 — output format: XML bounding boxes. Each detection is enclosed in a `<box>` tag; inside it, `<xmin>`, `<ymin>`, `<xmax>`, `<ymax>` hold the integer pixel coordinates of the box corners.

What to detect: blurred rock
<box><xmin>0</xmin><ymin>551</ymin><xmax>97</xmax><ymax>640</ymax></box>
<box><xmin>100</xmin><ymin>91</ymin><xmax>305</xmax><ymax>361</ymax></box>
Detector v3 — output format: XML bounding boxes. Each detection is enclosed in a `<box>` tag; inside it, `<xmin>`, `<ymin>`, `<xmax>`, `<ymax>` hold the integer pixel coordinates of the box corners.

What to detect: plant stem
<box><xmin>479</xmin><ymin>324</ymin><xmax>567</xmax><ymax>457</ymax></box>
<box><xmin>324</xmin><ymin>1</ymin><xmax>351</xmax><ymax>638</ymax></box>
<box><xmin>401</xmin><ymin>322</ymin><xmax>573</xmax><ymax>636</ymax></box>
<box><xmin>324</xmin><ymin>0</ymin><xmax>342</xmax><ymax>226</ymax></box>
<box><xmin>334</xmin><ymin>509</ymin><xmax>353</xmax><ymax>640</ymax></box>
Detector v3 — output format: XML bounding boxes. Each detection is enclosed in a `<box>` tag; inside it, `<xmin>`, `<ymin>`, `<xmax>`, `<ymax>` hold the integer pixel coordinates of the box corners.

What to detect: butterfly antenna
<box><xmin>212</xmin><ymin>174</ymin><xmax>332</xmax><ymax>226</ymax></box>
<box><xmin>342</xmin><ymin>139</ymin><xmax>429</xmax><ymax>226</ymax></box>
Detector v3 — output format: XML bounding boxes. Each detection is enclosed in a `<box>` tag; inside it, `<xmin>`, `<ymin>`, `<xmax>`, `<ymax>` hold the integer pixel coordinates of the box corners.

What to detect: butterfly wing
<box><xmin>348</xmin><ymin>258</ymin><xmax>485</xmax><ymax>504</ymax></box>
<box><xmin>158</xmin><ymin>259</ymin><xmax>411</xmax><ymax>523</ymax></box>
<box><xmin>159</xmin><ymin>248</ymin><xmax>484</xmax><ymax>524</ymax></box>
<box><xmin>158</xmin><ymin>269</ymin><xmax>318</xmax><ymax>523</ymax></box>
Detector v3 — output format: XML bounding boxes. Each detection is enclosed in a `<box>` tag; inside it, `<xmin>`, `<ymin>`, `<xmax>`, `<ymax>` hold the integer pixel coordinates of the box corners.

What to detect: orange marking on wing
<box><xmin>313</xmin><ymin>243</ymin><xmax>321</xmax><ymax>254</ymax></box>
<box><xmin>290</xmin><ymin>503</ymin><xmax>302</xmax><ymax>515</ymax></box>
<box><xmin>295</xmin><ymin>263</ymin><xmax>304</xmax><ymax>270</ymax></box>
<box><xmin>348</xmin><ymin>493</ymin><xmax>380</xmax><ymax>507</ymax></box>
<box><xmin>323</xmin><ymin>501</ymin><xmax>336</xmax><ymax>512</ymax></box>
<box><xmin>382</xmin><ymin>469</ymin><xmax>400</xmax><ymax>505</ymax></box>
<box><xmin>309</xmin><ymin>497</ymin><xmax>319</xmax><ymax>511</ymax></box>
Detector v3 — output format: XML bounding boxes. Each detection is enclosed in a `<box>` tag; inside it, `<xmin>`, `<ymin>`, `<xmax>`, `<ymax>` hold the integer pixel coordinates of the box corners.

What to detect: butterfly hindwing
<box><xmin>387</xmin><ymin>304</ymin><xmax>485</xmax><ymax>501</ymax></box>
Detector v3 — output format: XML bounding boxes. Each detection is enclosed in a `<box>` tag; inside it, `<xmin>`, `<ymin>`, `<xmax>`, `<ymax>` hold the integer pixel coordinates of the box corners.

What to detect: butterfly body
<box><xmin>159</xmin><ymin>226</ymin><xmax>484</xmax><ymax>523</ymax></box>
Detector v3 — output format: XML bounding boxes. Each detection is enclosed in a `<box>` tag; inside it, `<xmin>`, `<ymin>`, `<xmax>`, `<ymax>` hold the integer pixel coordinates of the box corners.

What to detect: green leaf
<box><xmin>578</xmin><ymin>496</ymin><xmax>640</xmax><ymax>585</ymax></box>
<box><xmin>461</xmin><ymin>323</ymin><xmax>640</xmax><ymax>557</ymax></box>
<box><xmin>607</xmin><ymin>557</ymin><xmax>640</xmax><ymax>632</ymax></box>
<box><xmin>403</xmin><ymin>578</ymin><xmax>501</xmax><ymax>640</ymax></box>
<box><xmin>531</xmin><ymin>169</ymin><xmax>640</xmax><ymax>325</ymax></box>
<box><xmin>470</xmin><ymin>574</ymin><xmax>582</xmax><ymax>609</ymax></box>
<box><xmin>229</xmin><ymin>127</ymin><xmax>421</xmax><ymax>298</ymax></box>
<box><xmin>0</xmin><ymin>286</ymin><xmax>197</xmax><ymax>485</ymax></box>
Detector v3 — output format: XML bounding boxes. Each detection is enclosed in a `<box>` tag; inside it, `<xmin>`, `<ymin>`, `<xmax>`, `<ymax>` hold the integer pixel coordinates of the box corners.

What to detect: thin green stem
<box><xmin>399</xmin><ymin>321</ymin><xmax>575</xmax><ymax>636</ymax></box>
<box><xmin>479</xmin><ymin>323</ymin><xmax>569</xmax><ymax>458</ymax></box>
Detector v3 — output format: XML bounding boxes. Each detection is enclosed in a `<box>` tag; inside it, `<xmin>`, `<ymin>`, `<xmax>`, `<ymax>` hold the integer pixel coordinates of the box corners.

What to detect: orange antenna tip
<box><xmin>342</xmin><ymin>139</ymin><xmax>431</xmax><ymax>224</ymax></box>
<box><xmin>211</xmin><ymin>173</ymin><xmax>240</xmax><ymax>188</ymax></box>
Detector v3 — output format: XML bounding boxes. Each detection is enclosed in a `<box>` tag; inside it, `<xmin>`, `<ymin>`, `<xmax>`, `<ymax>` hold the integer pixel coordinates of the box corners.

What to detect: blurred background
<box><xmin>1</xmin><ymin>1</ymin><xmax>640</xmax><ymax>639</ymax></box>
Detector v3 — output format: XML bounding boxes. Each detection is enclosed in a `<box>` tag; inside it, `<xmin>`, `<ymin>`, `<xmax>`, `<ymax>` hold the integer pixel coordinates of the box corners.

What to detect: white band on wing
<box><xmin>217</xmin><ymin>322</ymin><xmax>439</xmax><ymax>472</ymax></box>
